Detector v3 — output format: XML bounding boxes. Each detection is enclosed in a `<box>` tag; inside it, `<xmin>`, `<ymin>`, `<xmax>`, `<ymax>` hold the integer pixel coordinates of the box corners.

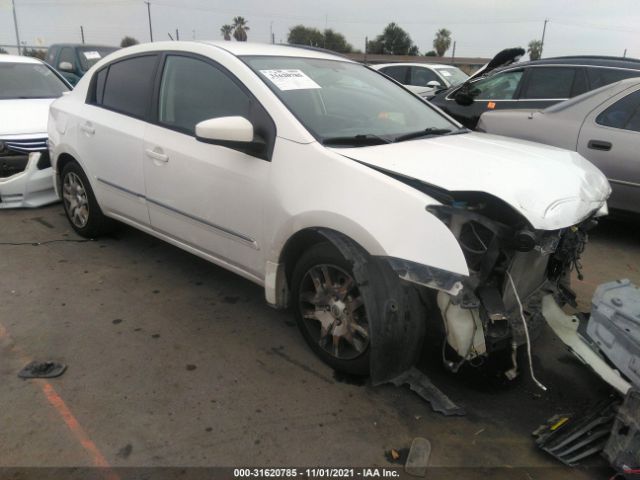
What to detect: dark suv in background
<box><xmin>430</xmin><ymin>56</ymin><xmax>640</xmax><ymax>129</ymax></box>
<box><xmin>47</xmin><ymin>44</ymin><xmax>118</xmax><ymax>85</ymax></box>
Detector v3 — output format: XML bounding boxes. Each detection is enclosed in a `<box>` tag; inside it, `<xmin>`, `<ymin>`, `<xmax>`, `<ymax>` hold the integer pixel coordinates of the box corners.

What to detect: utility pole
<box><xmin>11</xmin><ymin>0</ymin><xmax>21</xmax><ymax>55</ymax></box>
<box><xmin>451</xmin><ymin>41</ymin><xmax>456</xmax><ymax>62</ymax></box>
<box><xmin>175</xmin><ymin>28</ymin><xmax>179</xmax><ymax>40</ymax></box>
<box><xmin>623</xmin><ymin>48</ymin><xmax>627</xmax><ymax>58</ymax></box>
<box><xmin>144</xmin><ymin>1</ymin><xmax>153</xmax><ymax>42</ymax></box>
<box><xmin>323</xmin><ymin>14</ymin><xmax>327</xmax><ymax>48</ymax></box>
<box><xmin>364</xmin><ymin>36</ymin><xmax>368</xmax><ymax>64</ymax></box>
<box><xmin>80</xmin><ymin>25</ymin><xmax>85</xmax><ymax>44</ymax></box>
<box><xmin>270</xmin><ymin>21</ymin><xmax>274</xmax><ymax>44</ymax></box>
<box><xmin>540</xmin><ymin>18</ymin><xmax>549</xmax><ymax>59</ymax></box>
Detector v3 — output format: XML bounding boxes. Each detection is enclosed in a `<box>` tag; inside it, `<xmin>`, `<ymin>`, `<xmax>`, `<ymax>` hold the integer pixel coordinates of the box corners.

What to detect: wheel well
<box><xmin>56</xmin><ymin>153</ymin><xmax>78</xmax><ymax>178</ymax></box>
<box><xmin>280</xmin><ymin>228</ymin><xmax>328</xmax><ymax>286</ymax></box>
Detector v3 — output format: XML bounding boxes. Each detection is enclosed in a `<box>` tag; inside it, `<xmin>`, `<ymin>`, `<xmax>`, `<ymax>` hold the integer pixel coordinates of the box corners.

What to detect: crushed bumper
<box><xmin>0</xmin><ymin>151</ymin><xmax>58</xmax><ymax>209</ymax></box>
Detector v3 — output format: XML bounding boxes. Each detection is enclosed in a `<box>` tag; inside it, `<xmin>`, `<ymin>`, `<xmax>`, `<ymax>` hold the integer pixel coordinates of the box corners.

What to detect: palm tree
<box><xmin>232</xmin><ymin>16</ymin><xmax>249</xmax><ymax>42</ymax></box>
<box><xmin>528</xmin><ymin>40</ymin><xmax>543</xmax><ymax>60</ymax></box>
<box><xmin>220</xmin><ymin>24</ymin><xmax>233</xmax><ymax>41</ymax></box>
<box><xmin>433</xmin><ymin>28</ymin><xmax>452</xmax><ymax>56</ymax></box>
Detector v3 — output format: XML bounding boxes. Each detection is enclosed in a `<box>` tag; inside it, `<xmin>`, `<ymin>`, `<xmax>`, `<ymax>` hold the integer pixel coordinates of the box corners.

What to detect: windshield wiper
<box><xmin>393</xmin><ymin>127</ymin><xmax>458</xmax><ymax>143</ymax></box>
<box><xmin>322</xmin><ymin>133</ymin><xmax>392</xmax><ymax>146</ymax></box>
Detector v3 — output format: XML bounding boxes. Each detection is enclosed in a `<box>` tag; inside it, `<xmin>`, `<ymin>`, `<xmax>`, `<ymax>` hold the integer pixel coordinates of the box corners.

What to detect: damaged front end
<box><xmin>415</xmin><ymin>191</ymin><xmax>598</xmax><ymax>378</ymax></box>
<box><xmin>0</xmin><ymin>137</ymin><xmax>58</xmax><ymax>209</ymax></box>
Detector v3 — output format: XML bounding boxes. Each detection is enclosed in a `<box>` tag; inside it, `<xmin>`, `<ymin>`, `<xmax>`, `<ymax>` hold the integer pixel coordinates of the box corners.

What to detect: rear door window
<box><xmin>379</xmin><ymin>66</ymin><xmax>409</xmax><ymax>84</ymax></box>
<box><xmin>100</xmin><ymin>55</ymin><xmax>158</xmax><ymax>119</ymax></box>
<box><xmin>521</xmin><ymin>67</ymin><xmax>576</xmax><ymax>99</ymax></box>
<box><xmin>596</xmin><ymin>89</ymin><xmax>640</xmax><ymax>131</ymax></box>
<box><xmin>588</xmin><ymin>68</ymin><xmax>640</xmax><ymax>89</ymax></box>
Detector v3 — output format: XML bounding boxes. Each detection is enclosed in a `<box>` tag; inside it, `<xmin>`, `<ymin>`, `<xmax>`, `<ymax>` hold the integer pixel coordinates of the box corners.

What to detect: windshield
<box><xmin>77</xmin><ymin>47</ymin><xmax>118</xmax><ymax>71</ymax></box>
<box><xmin>243</xmin><ymin>56</ymin><xmax>456</xmax><ymax>144</ymax></box>
<box><xmin>434</xmin><ymin>67</ymin><xmax>468</xmax><ymax>86</ymax></box>
<box><xmin>0</xmin><ymin>62</ymin><xmax>69</xmax><ymax>99</ymax></box>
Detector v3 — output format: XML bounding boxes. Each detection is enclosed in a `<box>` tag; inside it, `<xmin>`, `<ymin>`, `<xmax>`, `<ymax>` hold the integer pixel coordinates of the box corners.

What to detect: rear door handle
<box><xmin>587</xmin><ymin>140</ymin><xmax>612</xmax><ymax>151</ymax></box>
<box><xmin>145</xmin><ymin>148</ymin><xmax>169</xmax><ymax>163</ymax></box>
<box><xmin>80</xmin><ymin>123</ymin><xmax>95</xmax><ymax>135</ymax></box>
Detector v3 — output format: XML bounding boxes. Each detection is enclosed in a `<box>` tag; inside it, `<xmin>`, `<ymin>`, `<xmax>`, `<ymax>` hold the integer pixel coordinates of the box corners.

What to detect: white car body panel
<box><xmin>0</xmin><ymin>98</ymin><xmax>53</xmax><ymax>135</ymax></box>
<box><xmin>48</xmin><ymin>41</ymin><xmax>608</xmax><ymax>307</ymax></box>
<box><xmin>0</xmin><ymin>54</ymin><xmax>70</xmax><ymax>208</ymax></box>
<box><xmin>331</xmin><ymin>132</ymin><xmax>610</xmax><ymax>230</ymax></box>
<box><xmin>478</xmin><ymin>79</ymin><xmax>640</xmax><ymax>213</ymax></box>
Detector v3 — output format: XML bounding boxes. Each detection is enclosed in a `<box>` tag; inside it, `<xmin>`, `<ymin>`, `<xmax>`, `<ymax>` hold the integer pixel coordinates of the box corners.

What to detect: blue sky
<box><xmin>1</xmin><ymin>0</ymin><xmax>639</xmax><ymax>59</ymax></box>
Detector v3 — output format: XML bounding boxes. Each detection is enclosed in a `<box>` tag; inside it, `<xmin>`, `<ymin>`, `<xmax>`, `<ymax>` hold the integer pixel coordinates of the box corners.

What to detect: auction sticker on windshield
<box><xmin>82</xmin><ymin>51</ymin><xmax>101</xmax><ymax>60</ymax></box>
<box><xmin>260</xmin><ymin>69</ymin><xmax>321</xmax><ymax>91</ymax></box>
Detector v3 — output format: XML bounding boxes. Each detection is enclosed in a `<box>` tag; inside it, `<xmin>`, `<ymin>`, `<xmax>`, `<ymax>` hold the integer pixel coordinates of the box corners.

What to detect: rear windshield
<box><xmin>0</xmin><ymin>62</ymin><xmax>70</xmax><ymax>99</ymax></box>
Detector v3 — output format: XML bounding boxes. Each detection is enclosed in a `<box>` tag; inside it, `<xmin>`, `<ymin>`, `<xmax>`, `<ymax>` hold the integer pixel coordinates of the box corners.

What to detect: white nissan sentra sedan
<box><xmin>48</xmin><ymin>41</ymin><xmax>611</xmax><ymax>385</ymax></box>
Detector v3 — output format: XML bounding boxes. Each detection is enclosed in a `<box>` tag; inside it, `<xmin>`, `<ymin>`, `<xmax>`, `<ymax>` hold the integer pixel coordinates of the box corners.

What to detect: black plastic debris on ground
<box><xmin>18</xmin><ymin>361</ymin><xmax>67</xmax><ymax>379</ymax></box>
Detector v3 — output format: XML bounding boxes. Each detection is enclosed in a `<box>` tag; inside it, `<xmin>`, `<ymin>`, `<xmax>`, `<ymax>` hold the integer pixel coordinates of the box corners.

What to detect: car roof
<box><xmin>373</xmin><ymin>63</ymin><xmax>459</xmax><ymax>69</ymax></box>
<box><xmin>197</xmin><ymin>41</ymin><xmax>356</xmax><ymax>62</ymax></box>
<box><xmin>493</xmin><ymin>55</ymin><xmax>640</xmax><ymax>74</ymax></box>
<box><xmin>0</xmin><ymin>54</ymin><xmax>42</xmax><ymax>64</ymax></box>
<box><xmin>49</xmin><ymin>43</ymin><xmax>117</xmax><ymax>49</ymax></box>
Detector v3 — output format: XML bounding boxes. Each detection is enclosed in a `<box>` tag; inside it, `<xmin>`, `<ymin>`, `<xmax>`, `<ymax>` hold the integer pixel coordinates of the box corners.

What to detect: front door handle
<box><xmin>588</xmin><ymin>140</ymin><xmax>612</xmax><ymax>151</ymax></box>
<box><xmin>145</xmin><ymin>148</ymin><xmax>169</xmax><ymax>163</ymax></box>
<box><xmin>80</xmin><ymin>123</ymin><xmax>95</xmax><ymax>135</ymax></box>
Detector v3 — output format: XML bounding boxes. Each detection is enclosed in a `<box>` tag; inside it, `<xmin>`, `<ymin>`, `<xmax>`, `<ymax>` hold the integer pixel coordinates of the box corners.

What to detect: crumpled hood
<box><xmin>0</xmin><ymin>98</ymin><xmax>54</xmax><ymax>136</ymax></box>
<box><xmin>331</xmin><ymin>132</ymin><xmax>611</xmax><ymax>230</ymax></box>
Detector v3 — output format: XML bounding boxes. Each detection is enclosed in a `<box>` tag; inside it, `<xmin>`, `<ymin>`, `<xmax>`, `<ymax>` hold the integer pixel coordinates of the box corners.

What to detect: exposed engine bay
<box><xmin>417</xmin><ymin>188</ymin><xmax>596</xmax><ymax>379</ymax></box>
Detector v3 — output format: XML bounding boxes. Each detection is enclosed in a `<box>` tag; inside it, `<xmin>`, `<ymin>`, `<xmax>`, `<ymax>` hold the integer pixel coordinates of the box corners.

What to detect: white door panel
<box><xmin>76</xmin><ymin>104</ymin><xmax>149</xmax><ymax>224</ymax></box>
<box><xmin>143</xmin><ymin>125</ymin><xmax>268</xmax><ymax>278</ymax></box>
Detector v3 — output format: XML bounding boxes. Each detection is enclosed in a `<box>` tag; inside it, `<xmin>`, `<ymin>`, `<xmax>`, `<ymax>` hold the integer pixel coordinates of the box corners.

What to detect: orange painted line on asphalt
<box><xmin>0</xmin><ymin>322</ymin><xmax>119</xmax><ymax>480</ymax></box>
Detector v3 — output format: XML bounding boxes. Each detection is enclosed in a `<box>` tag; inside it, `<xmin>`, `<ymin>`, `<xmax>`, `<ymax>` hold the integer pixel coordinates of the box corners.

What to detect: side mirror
<box><xmin>195</xmin><ymin>116</ymin><xmax>265</xmax><ymax>155</ymax></box>
<box><xmin>454</xmin><ymin>89</ymin><xmax>474</xmax><ymax>106</ymax></box>
<box><xmin>58</xmin><ymin>61</ymin><xmax>74</xmax><ymax>72</ymax></box>
<box><xmin>426</xmin><ymin>80</ymin><xmax>442</xmax><ymax>88</ymax></box>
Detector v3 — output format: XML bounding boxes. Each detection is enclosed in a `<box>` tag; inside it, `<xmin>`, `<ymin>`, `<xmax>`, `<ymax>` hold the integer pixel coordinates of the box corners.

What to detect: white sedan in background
<box><xmin>478</xmin><ymin>78</ymin><xmax>640</xmax><ymax>214</ymax></box>
<box><xmin>49</xmin><ymin>41</ymin><xmax>610</xmax><ymax>388</ymax></box>
<box><xmin>372</xmin><ymin>62</ymin><xmax>468</xmax><ymax>97</ymax></box>
<box><xmin>1</xmin><ymin>54</ymin><xmax>70</xmax><ymax>208</ymax></box>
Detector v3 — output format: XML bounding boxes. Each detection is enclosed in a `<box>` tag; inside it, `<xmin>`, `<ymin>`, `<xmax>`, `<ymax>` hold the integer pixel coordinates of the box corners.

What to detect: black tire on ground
<box><xmin>291</xmin><ymin>242</ymin><xmax>371</xmax><ymax>375</ymax></box>
<box><xmin>60</xmin><ymin>162</ymin><xmax>116</xmax><ymax>238</ymax></box>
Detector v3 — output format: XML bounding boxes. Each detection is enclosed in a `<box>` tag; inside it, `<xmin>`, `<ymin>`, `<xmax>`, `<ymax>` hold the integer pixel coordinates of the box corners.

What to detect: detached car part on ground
<box><xmin>49</xmin><ymin>41</ymin><xmax>612</xmax><ymax>412</ymax></box>
<box><xmin>0</xmin><ymin>54</ymin><xmax>71</xmax><ymax>208</ymax></box>
<box><xmin>478</xmin><ymin>78</ymin><xmax>640</xmax><ymax>214</ymax></box>
<box><xmin>534</xmin><ymin>280</ymin><xmax>640</xmax><ymax>475</ymax></box>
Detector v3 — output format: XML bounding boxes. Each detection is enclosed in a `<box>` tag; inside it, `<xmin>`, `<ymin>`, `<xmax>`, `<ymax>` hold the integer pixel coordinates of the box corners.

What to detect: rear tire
<box><xmin>61</xmin><ymin>162</ymin><xmax>115</xmax><ymax>238</ymax></box>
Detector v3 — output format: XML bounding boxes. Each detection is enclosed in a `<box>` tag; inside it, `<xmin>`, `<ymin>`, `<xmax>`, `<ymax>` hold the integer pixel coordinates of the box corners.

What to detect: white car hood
<box><xmin>0</xmin><ymin>98</ymin><xmax>54</xmax><ymax>136</ymax></box>
<box><xmin>331</xmin><ymin>132</ymin><xmax>611</xmax><ymax>230</ymax></box>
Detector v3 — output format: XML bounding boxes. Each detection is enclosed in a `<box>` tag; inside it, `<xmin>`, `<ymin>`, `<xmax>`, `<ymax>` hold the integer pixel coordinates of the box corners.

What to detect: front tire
<box><xmin>61</xmin><ymin>162</ymin><xmax>115</xmax><ymax>238</ymax></box>
<box><xmin>292</xmin><ymin>242</ymin><xmax>370</xmax><ymax>375</ymax></box>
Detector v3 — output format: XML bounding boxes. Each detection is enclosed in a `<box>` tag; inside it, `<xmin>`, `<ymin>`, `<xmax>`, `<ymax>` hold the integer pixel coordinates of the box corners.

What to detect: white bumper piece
<box><xmin>542</xmin><ymin>294</ymin><xmax>632</xmax><ymax>395</ymax></box>
<box><xmin>0</xmin><ymin>152</ymin><xmax>58</xmax><ymax>209</ymax></box>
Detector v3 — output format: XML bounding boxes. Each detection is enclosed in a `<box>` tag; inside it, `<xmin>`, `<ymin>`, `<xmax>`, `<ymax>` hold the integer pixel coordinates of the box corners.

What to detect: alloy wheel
<box><xmin>298</xmin><ymin>264</ymin><xmax>370</xmax><ymax>360</ymax></box>
<box><xmin>62</xmin><ymin>172</ymin><xmax>90</xmax><ymax>228</ymax></box>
